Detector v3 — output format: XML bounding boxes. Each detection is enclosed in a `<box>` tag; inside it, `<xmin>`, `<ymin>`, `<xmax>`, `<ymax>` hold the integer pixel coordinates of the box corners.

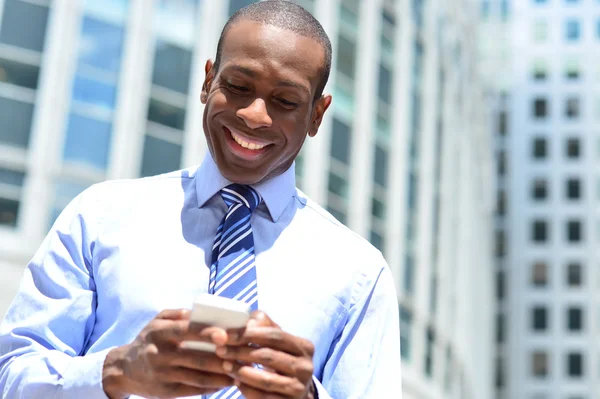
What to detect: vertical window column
<box><xmin>0</xmin><ymin>0</ymin><xmax>50</xmax><ymax>228</ymax></box>
<box><xmin>140</xmin><ymin>0</ymin><xmax>198</xmax><ymax>177</ymax></box>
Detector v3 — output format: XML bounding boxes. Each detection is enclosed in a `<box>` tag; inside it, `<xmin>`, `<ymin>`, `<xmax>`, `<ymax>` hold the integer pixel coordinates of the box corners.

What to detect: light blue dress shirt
<box><xmin>0</xmin><ymin>155</ymin><xmax>402</xmax><ymax>398</ymax></box>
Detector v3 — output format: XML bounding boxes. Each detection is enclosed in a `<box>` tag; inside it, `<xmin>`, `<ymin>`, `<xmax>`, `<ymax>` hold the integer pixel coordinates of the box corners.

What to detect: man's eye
<box><xmin>226</xmin><ymin>82</ymin><xmax>249</xmax><ymax>92</ymax></box>
<box><xmin>277</xmin><ymin>98</ymin><xmax>298</xmax><ymax>108</ymax></box>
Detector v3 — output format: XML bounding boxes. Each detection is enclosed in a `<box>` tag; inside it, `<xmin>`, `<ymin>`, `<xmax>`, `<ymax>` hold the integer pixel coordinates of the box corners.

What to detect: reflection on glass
<box><xmin>0</xmin><ymin>0</ymin><xmax>49</xmax><ymax>52</ymax></box>
<box><xmin>72</xmin><ymin>75</ymin><xmax>117</xmax><ymax>112</ymax></box>
<box><xmin>140</xmin><ymin>135</ymin><xmax>182</xmax><ymax>177</ymax></box>
<box><xmin>147</xmin><ymin>98</ymin><xmax>186</xmax><ymax>130</ymax></box>
<box><xmin>0</xmin><ymin>58</ymin><xmax>39</xmax><ymax>89</ymax></box>
<box><xmin>0</xmin><ymin>96</ymin><xmax>34</xmax><ymax>148</ymax></box>
<box><xmin>84</xmin><ymin>0</ymin><xmax>129</xmax><ymax>22</ymax></box>
<box><xmin>63</xmin><ymin>114</ymin><xmax>112</xmax><ymax>170</ymax></box>
<box><xmin>152</xmin><ymin>41</ymin><xmax>192</xmax><ymax>94</ymax></box>
<box><xmin>78</xmin><ymin>17</ymin><xmax>125</xmax><ymax>73</ymax></box>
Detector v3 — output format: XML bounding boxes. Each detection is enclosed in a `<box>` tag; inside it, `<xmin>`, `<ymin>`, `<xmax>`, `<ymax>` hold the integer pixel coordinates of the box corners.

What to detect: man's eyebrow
<box><xmin>224</xmin><ymin>65</ymin><xmax>311</xmax><ymax>97</ymax></box>
<box><xmin>276</xmin><ymin>79</ymin><xmax>311</xmax><ymax>97</ymax></box>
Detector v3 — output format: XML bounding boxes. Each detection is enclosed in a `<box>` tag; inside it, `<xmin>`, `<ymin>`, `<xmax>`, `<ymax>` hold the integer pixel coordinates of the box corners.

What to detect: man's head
<box><xmin>201</xmin><ymin>0</ymin><xmax>333</xmax><ymax>185</ymax></box>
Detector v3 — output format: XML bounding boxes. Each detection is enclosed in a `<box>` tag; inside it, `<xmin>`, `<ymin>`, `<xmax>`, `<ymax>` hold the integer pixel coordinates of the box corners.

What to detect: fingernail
<box><xmin>216</xmin><ymin>346</ymin><xmax>227</xmax><ymax>356</ymax></box>
<box><xmin>247</xmin><ymin>319</ymin><xmax>257</xmax><ymax>328</ymax></box>
<box><xmin>223</xmin><ymin>361</ymin><xmax>233</xmax><ymax>372</ymax></box>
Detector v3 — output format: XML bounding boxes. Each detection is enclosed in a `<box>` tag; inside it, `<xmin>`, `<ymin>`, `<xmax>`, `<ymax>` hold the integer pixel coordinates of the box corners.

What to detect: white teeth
<box><xmin>231</xmin><ymin>131</ymin><xmax>267</xmax><ymax>150</ymax></box>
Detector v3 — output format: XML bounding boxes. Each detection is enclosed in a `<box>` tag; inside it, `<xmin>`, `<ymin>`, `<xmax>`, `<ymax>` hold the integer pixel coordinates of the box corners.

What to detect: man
<box><xmin>0</xmin><ymin>1</ymin><xmax>401</xmax><ymax>398</ymax></box>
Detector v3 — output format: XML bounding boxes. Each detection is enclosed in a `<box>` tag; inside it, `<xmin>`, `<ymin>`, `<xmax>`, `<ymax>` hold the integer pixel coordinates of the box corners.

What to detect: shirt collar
<box><xmin>194</xmin><ymin>153</ymin><xmax>296</xmax><ymax>222</ymax></box>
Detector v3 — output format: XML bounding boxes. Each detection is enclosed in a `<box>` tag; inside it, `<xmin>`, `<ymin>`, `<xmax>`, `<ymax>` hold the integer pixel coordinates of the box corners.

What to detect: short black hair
<box><xmin>213</xmin><ymin>0</ymin><xmax>332</xmax><ymax>102</ymax></box>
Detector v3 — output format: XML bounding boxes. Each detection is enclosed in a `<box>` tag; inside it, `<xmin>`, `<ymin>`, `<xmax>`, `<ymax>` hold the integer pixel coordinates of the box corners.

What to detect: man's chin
<box><xmin>218</xmin><ymin>163</ymin><xmax>267</xmax><ymax>186</ymax></box>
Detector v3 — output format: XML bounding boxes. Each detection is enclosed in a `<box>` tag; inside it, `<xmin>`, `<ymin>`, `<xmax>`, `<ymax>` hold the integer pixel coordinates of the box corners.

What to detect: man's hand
<box><xmin>215</xmin><ymin>311</ymin><xmax>316</xmax><ymax>399</ymax></box>
<box><xmin>102</xmin><ymin>309</ymin><xmax>235</xmax><ymax>399</ymax></box>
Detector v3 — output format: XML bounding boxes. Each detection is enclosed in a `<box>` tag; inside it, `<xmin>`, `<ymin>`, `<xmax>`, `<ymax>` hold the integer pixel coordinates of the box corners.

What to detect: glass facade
<box><xmin>140</xmin><ymin>0</ymin><xmax>198</xmax><ymax>177</ymax></box>
<box><xmin>0</xmin><ymin>0</ymin><xmax>50</xmax><ymax>228</ymax></box>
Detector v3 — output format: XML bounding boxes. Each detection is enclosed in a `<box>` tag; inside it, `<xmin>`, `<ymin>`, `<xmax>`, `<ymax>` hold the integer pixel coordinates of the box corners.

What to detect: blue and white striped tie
<box><xmin>208</xmin><ymin>184</ymin><xmax>261</xmax><ymax>399</ymax></box>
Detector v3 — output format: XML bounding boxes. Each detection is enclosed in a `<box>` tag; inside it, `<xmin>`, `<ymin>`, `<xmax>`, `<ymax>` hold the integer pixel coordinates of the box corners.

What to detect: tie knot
<box><xmin>220</xmin><ymin>184</ymin><xmax>262</xmax><ymax>212</ymax></box>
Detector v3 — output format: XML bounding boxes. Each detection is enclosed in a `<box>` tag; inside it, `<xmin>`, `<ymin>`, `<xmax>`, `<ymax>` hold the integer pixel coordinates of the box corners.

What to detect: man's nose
<box><xmin>236</xmin><ymin>98</ymin><xmax>273</xmax><ymax>129</ymax></box>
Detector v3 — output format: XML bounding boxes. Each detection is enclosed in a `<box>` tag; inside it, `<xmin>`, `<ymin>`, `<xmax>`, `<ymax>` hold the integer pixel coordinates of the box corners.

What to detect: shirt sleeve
<box><xmin>0</xmin><ymin>190</ymin><xmax>111</xmax><ymax>399</ymax></box>
<box><xmin>316</xmin><ymin>258</ymin><xmax>403</xmax><ymax>398</ymax></box>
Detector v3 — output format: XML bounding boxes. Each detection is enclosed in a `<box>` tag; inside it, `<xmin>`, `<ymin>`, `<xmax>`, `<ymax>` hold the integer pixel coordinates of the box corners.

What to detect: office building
<box><xmin>482</xmin><ymin>0</ymin><xmax>600</xmax><ymax>397</ymax></box>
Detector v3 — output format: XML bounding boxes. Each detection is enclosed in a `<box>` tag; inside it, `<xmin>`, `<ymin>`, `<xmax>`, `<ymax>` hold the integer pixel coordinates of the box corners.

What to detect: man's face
<box><xmin>201</xmin><ymin>20</ymin><xmax>331</xmax><ymax>185</ymax></box>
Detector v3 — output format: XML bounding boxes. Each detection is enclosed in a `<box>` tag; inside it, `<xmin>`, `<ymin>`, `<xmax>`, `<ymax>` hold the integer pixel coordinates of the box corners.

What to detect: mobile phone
<box><xmin>180</xmin><ymin>294</ymin><xmax>251</xmax><ymax>352</ymax></box>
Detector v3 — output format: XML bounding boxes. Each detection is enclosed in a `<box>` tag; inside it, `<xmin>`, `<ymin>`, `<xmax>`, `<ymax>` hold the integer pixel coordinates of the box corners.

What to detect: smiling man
<box><xmin>0</xmin><ymin>2</ymin><xmax>402</xmax><ymax>399</ymax></box>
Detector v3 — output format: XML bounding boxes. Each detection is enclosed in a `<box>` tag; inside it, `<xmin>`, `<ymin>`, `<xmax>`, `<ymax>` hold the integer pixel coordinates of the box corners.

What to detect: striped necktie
<box><xmin>208</xmin><ymin>184</ymin><xmax>261</xmax><ymax>399</ymax></box>
<box><xmin>209</xmin><ymin>184</ymin><xmax>261</xmax><ymax>310</ymax></box>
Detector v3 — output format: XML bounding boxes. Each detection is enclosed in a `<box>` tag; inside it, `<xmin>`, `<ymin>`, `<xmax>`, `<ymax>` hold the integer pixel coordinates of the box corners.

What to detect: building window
<box><xmin>140</xmin><ymin>135</ymin><xmax>182</xmax><ymax>178</ymax></box>
<box><xmin>532</xmin><ymin>220</ymin><xmax>549</xmax><ymax>243</ymax></box>
<box><xmin>565</xmin><ymin>97</ymin><xmax>580</xmax><ymax>118</ymax></box>
<box><xmin>495</xmin><ymin>356</ymin><xmax>504</xmax><ymax>388</ymax></box>
<box><xmin>566</xmin><ymin>178</ymin><xmax>581</xmax><ymax>200</ymax></box>
<box><xmin>567</xmin><ymin>352</ymin><xmax>583</xmax><ymax>377</ymax></box>
<box><xmin>565</xmin><ymin>19</ymin><xmax>581</xmax><ymax>41</ymax></box>
<box><xmin>497</xmin><ymin>151</ymin><xmax>507</xmax><ymax>175</ymax></box>
<box><xmin>331</xmin><ymin>117</ymin><xmax>352</xmax><ymax>165</ymax></box>
<box><xmin>532</xmin><ymin>351</ymin><xmax>549</xmax><ymax>377</ymax></box>
<box><xmin>534</xmin><ymin>20</ymin><xmax>549</xmax><ymax>42</ymax></box>
<box><xmin>567</xmin><ymin>220</ymin><xmax>582</xmax><ymax>242</ymax></box>
<box><xmin>370</xmin><ymin>230</ymin><xmax>384</xmax><ymax>251</ymax></box>
<box><xmin>565</xmin><ymin>58</ymin><xmax>580</xmax><ymax>80</ymax></box>
<box><xmin>496</xmin><ymin>314</ymin><xmax>505</xmax><ymax>343</ymax></box>
<box><xmin>424</xmin><ymin>327</ymin><xmax>435</xmax><ymax>377</ymax></box>
<box><xmin>328</xmin><ymin>171</ymin><xmax>349</xmax><ymax>199</ymax></box>
<box><xmin>374</xmin><ymin>145</ymin><xmax>389</xmax><ymax>188</ymax></box>
<box><xmin>533</xmin><ymin>98</ymin><xmax>548</xmax><ymax>118</ymax></box>
<box><xmin>399</xmin><ymin>305</ymin><xmax>412</xmax><ymax>361</ymax></box>
<box><xmin>532</xmin><ymin>306</ymin><xmax>548</xmax><ymax>332</ymax></box>
<box><xmin>532</xmin><ymin>59</ymin><xmax>548</xmax><ymax>81</ymax></box>
<box><xmin>567</xmin><ymin>262</ymin><xmax>583</xmax><ymax>286</ymax></box>
<box><xmin>0</xmin><ymin>0</ymin><xmax>49</xmax><ymax>52</ymax></box>
<box><xmin>496</xmin><ymin>230</ymin><xmax>506</xmax><ymax>257</ymax></box>
<box><xmin>371</xmin><ymin>197</ymin><xmax>386</xmax><ymax>220</ymax></box>
<box><xmin>532</xmin><ymin>262</ymin><xmax>549</xmax><ymax>287</ymax></box>
<box><xmin>336</xmin><ymin>35</ymin><xmax>357</xmax><ymax>80</ymax></box>
<box><xmin>532</xmin><ymin>179</ymin><xmax>549</xmax><ymax>200</ymax></box>
<box><xmin>498</xmin><ymin>111</ymin><xmax>508</xmax><ymax>136</ymax></box>
<box><xmin>533</xmin><ymin>137</ymin><xmax>548</xmax><ymax>159</ymax></box>
<box><xmin>566</xmin><ymin>138</ymin><xmax>581</xmax><ymax>159</ymax></box>
<box><xmin>567</xmin><ymin>307</ymin><xmax>583</xmax><ymax>332</ymax></box>
<box><xmin>0</xmin><ymin>167</ymin><xmax>25</xmax><ymax>227</ymax></box>
<box><xmin>496</xmin><ymin>190</ymin><xmax>507</xmax><ymax>216</ymax></box>
<box><xmin>497</xmin><ymin>271</ymin><xmax>505</xmax><ymax>300</ymax></box>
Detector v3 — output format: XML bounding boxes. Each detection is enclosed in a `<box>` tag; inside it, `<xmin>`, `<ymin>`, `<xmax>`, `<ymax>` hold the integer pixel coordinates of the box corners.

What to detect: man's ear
<box><xmin>308</xmin><ymin>94</ymin><xmax>332</xmax><ymax>137</ymax></box>
<box><xmin>201</xmin><ymin>59</ymin><xmax>216</xmax><ymax>104</ymax></box>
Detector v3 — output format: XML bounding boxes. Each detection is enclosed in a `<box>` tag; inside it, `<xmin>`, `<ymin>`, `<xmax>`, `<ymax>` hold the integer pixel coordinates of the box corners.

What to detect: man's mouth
<box><xmin>229</xmin><ymin>129</ymin><xmax>268</xmax><ymax>150</ymax></box>
<box><xmin>223</xmin><ymin>126</ymin><xmax>272</xmax><ymax>160</ymax></box>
